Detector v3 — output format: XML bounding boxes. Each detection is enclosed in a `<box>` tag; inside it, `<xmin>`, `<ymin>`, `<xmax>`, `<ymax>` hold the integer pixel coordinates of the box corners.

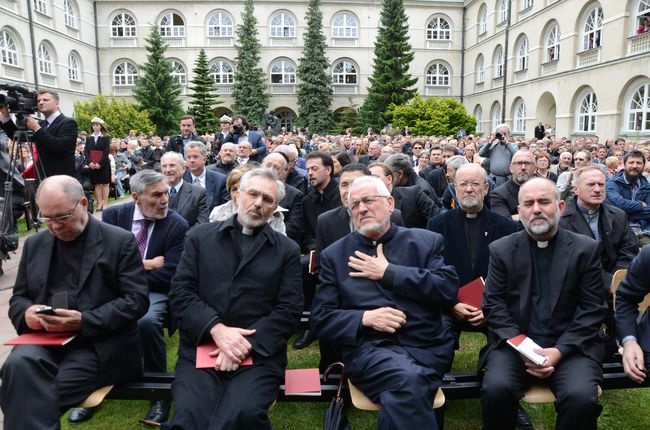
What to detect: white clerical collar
<box><xmin>242</xmin><ymin>226</ymin><xmax>254</xmax><ymax>235</ymax></box>
<box><xmin>537</xmin><ymin>241</ymin><xmax>549</xmax><ymax>248</ymax></box>
<box><xmin>465</xmin><ymin>213</ymin><xmax>478</xmax><ymax>219</ymax></box>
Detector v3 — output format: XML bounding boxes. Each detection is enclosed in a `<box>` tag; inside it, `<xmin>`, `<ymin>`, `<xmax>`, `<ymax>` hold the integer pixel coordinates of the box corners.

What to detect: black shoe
<box><xmin>293</xmin><ymin>330</ymin><xmax>314</xmax><ymax>349</ymax></box>
<box><xmin>68</xmin><ymin>407</ymin><xmax>95</xmax><ymax>423</ymax></box>
<box><xmin>145</xmin><ymin>400</ymin><xmax>171</xmax><ymax>424</ymax></box>
<box><xmin>516</xmin><ymin>403</ymin><xmax>533</xmax><ymax>429</ymax></box>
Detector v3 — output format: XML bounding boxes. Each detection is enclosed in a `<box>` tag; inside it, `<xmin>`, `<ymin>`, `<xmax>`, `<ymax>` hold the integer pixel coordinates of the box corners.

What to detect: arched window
<box><xmin>270</xmin><ymin>59</ymin><xmax>296</xmax><ymax>83</ymax></box>
<box><xmin>160</xmin><ymin>12</ymin><xmax>185</xmax><ymax>37</ymax></box>
<box><xmin>210</xmin><ymin>60</ymin><xmax>234</xmax><ymax>84</ymax></box>
<box><xmin>33</xmin><ymin>0</ymin><xmax>48</xmax><ymax>15</ymax></box>
<box><xmin>582</xmin><ymin>6</ymin><xmax>603</xmax><ymax>50</ymax></box>
<box><xmin>171</xmin><ymin>60</ymin><xmax>186</xmax><ymax>85</ymax></box>
<box><xmin>270</xmin><ymin>13</ymin><xmax>296</xmax><ymax>38</ymax></box>
<box><xmin>577</xmin><ymin>91</ymin><xmax>598</xmax><ymax>132</ymax></box>
<box><xmin>635</xmin><ymin>1</ymin><xmax>650</xmax><ymax>34</ymax></box>
<box><xmin>332</xmin><ymin>13</ymin><xmax>357</xmax><ymax>38</ymax></box>
<box><xmin>494</xmin><ymin>46</ymin><xmax>504</xmax><ymax>78</ymax></box>
<box><xmin>68</xmin><ymin>52</ymin><xmax>81</xmax><ymax>81</ymax></box>
<box><xmin>111</xmin><ymin>12</ymin><xmax>136</xmax><ymax>37</ymax></box>
<box><xmin>492</xmin><ymin>103</ymin><xmax>502</xmax><ymax>131</ymax></box>
<box><xmin>113</xmin><ymin>61</ymin><xmax>138</xmax><ymax>86</ymax></box>
<box><xmin>474</xmin><ymin>105</ymin><xmax>483</xmax><ymax>133</ymax></box>
<box><xmin>478</xmin><ymin>4</ymin><xmax>488</xmax><ymax>35</ymax></box>
<box><xmin>627</xmin><ymin>83</ymin><xmax>650</xmax><ymax>132</ymax></box>
<box><xmin>516</xmin><ymin>36</ymin><xmax>529</xmax><ymax>71</ymax></box>
<box><xmin>476</xmin><ymin>55</ymin><xmax>485</xmax><ymax>84</ymax></box>
<box><xmin>64</xmin><ymin>0</ymin><xmax>78</xmax><ymax>29</ymax></box>
<box><xmin>426</xmin><ymin>17</ymin><xmax>451</xmax><ymax>40</ymax></box>
<box><xmin>38</xmin><ymin>43</ymin><xmax>54</xmax><ymax>75</ymax></box>
<box><xmin>208</xmin><ymin>11</ymin><xmax>233</xmax><ymax>37</ymax></box>
<box><xmin>521</xmin><ymin>0</ymin><xmax>533</xmax><ymax>10</ymax></box>
<box><xmin>545</xmin><ymin>24</ymin><xmax>560</xmax><ymax>62</ymax></box>
<box><xmin>426</xmin><ymin>63</ymin><xmax>450</xmax><ymax>86</ymax></box>
<box><xmin>497</xmin><ymin>0</ymin><xmax>508</xmax><ymax>24</ymax></box>
<box><xmin>332</xmin><ymin>60</ymin><xmax>357</xmax><ymax>84</ymax></box>
<box><xmin>0</xmin><ymin>31</ymin><xmax>19</xmax><ymax>66</ymax></box>
<box><xmin>514</xmin><ymin>100</ymin><xmax>526</xmax><ymax>132</ymax></box>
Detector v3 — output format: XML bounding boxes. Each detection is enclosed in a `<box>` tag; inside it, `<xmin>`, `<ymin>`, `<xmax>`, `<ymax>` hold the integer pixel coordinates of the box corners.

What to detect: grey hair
<box><xmin>347</xmin><ymin>175</ymin><xmax>391</xmax><ymax>205</ymax></box>
<box><xmin>454</xmin><ymin>163</ymin><xmax>487</xmax><ymax>183</ymax></box>
<box><xmin>275</xmin><ymin>144</ymin><xmax>298</xmax><ymax>159</ymax></box>
<box><xmin>129</xmin><ymin>170</ymin><xmax>167</xmax><ymax>194</ymax></box>
<box><xmin>161</xmin><ymin>151</ymin><xmax>184</xmax><ymax>165</ymax></box>
<box><xmin>446</xmin><ymin>155</ymin><xmax>469</xmax><ymax>170</ymax></box>
<box><xmin>185</xmin><ymin>140</ymin><xmax>207</xmax><ymax>157</ymax></box>
<box><xmin>384</xmin><ymin>153</ymin><xmax>414</xmax><ymax>176</ymax></box>
<box><xmin>239</xmin><ymin>168</ymin><xmax>286</xmax><ymax>202</ymax></box>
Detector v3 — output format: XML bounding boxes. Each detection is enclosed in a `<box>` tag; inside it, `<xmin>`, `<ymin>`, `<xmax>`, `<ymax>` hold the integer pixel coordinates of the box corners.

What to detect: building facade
<box><xmin>0</xmin><ymin>0</ymin><xmax>648</xmax><ymax>140</ymax></box>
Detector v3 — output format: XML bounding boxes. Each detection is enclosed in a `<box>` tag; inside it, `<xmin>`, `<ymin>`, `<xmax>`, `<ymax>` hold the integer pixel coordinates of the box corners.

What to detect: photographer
<box><xmin>478</xmin><ymin>123</ymin><xmax>518</xmax><ymax>186</ymax></box>
<box><xmin>165</xmin><ymin>115</ymin><xmax>198</xmax><ymax>154</ymax></box>
<box><xmin>0</xmin><ymin>89</ymin><xmax>77</xmax><ymax>179</ymax></box>
<box><xmin>231</xmin><ymin>115</ymin><xmax>267</xmax><ymax>162</ymax></box>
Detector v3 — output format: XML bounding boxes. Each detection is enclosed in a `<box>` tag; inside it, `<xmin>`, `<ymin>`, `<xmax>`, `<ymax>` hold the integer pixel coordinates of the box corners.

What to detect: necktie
<box><xmin>194</xmin><ymin>177</ymin><xmax>202</xmax><ymax>187</ymax></box>
<box><xmin>135</xmin><ymin>219</ymin><xmax>151</xmax><ymax>259</ymax></box>
<box><xmin>43</xmin><ymin>121</ymin><xmax>49</xmax><ymax>130</ymax></box>
<box><xmin>170</xmin><ymin>187</ymin><xmax>177</xmax><ymax>197</ymax></box>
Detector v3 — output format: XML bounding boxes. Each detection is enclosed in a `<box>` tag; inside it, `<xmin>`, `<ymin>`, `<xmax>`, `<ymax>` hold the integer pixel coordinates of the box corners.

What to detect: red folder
<box><xmin>284</xmin><ymin>368</ymin><xmax>321</xmax><ymax>396</ymax></box>
<box><xmin>89</xmin><ymin>150</ymin><xmax>103</xmax><ymax>163</ymax></box>
<box><xmin>4</xmin><ymin>332</ymin><xmax>77</xmax><ymax>346</ymax></box>
<box><xmin>195</xmin><ymin>343</ymin><xmax>253</xmax><ymax>369</ymax></box>
<box><xmin>457</xmin><ymin>277</ymin><xmax>485</xmax><ymax>309</ymax></box>
<box><xmin>308</xmin><ymin>250</ymin><xmax>316</xmax><ymax>275</ymax></box>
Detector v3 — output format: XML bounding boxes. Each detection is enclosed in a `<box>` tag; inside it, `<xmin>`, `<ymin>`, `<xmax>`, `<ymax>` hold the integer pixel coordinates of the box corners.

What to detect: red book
<box><xmin>89</xmin><ymin>150</ymin><xmax>103</xmax><ymax>163</ymax></box>
<box><xmin>195</xmin><ymin>343</ymin><xmax>253</xmax><ymax>369</ymax></box>
<box><xmin>457</xmin><ymin>277</ymin><xmax>485</xmax><ymax>309</ymax></box>
<box><xmin>506</xmin><ymin>334</ymin><xmax>546</xmax><ymax>366</ymax></box>
<box><xmin>284</xmin><ymin>368</ymin><xmax>321</xmax><ymax>396</ymax></box>
<box><xmin>4</xmin><ymin>332</ymin><xmax>77</xmax><ymax>346</ymax></box>
<box><xmin>308</xmin><ymin>250</ymin><xmax>316</xmax><ymax>275</ymax></box>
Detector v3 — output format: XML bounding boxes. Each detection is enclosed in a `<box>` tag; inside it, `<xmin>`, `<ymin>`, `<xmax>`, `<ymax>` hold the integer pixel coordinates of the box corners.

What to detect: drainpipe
<box><xmin>26</xmin><ymin>0</ymin><xmax>39</xmax><ymax>89</ymax></box>
<box><xmin>93</xmin><ymin>1</ymin><xmax>102</xmax><ymax>93</ymax></box>
<box><xmin>501</xmin><ymin>0</ymin><xmax>512</xmax><ymax>123</ymax></box>
<box><xmin>460</xmin><ymin>6</ymin><xmax>466</xmax><ymax>103</ymax></box>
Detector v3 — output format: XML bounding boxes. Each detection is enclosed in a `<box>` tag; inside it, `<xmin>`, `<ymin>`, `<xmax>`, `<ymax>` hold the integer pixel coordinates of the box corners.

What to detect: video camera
<box><xmin>232</xmin><ymin>123</ymin><xmax>245</xmax><ymax>135</ymax></box>
<box><xmin>0</xmin><ymin>83</ymin><xmax>38</xmax><ymax>129</ymax></box>
<box><xmin>495</xmin><ymin>132</ymin><xmax>504</xmax><ymax>141</ymax></box>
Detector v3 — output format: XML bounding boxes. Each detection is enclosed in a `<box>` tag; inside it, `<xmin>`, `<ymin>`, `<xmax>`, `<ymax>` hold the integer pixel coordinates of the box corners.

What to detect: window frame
<box><xmin>545</xmin><ymin>24</ymin><xmax>560</xmax><ymax>62</ymax></box>
<box><xmin>159</xmin><ymin>12</ymin><xmax>186</xmax><ymax>38</ymax></box>
<box><xmin>38</xmin><ymin>43</ymin><xmax>54</xmax><ymax>75</ymax></box>
<box><xmin>64</xmin><ymin>0</ymin><xmax>78</xmax><ymax>29</ymax></box>
<box><xmin>332</xmin><ymin>12</ymin><xmax>358</xmax><ymax>39</ymax></box>
<box><xmin>270</xmin><ymin>59</ymin><xmax>296</xmax><ymax>84</ymax></box>
<box><xmin>577</xmin><ymin>91</ymin><xmax>598</xmax><ymax>132</ymax></box>
<box><xmin>426</xmin><ymin>16</ymin><xmax>451</xmax><ymax>41</ymax></box>
<box><xmin>209</xmin><ymin>59</ymin><xmax>235</xmax><ymax>84</ymax></box>
<box><xmin>581</xmin><ymin>6</ymin><xmax>603</xmax><ymax>51</ymax></box>
<box><xmin>111</xmin><ymin>12</ymin><xmax>137</xmax><ymax>38</ymax></box>
<box><xmin>0</xmin><ymin>31</ymin><xmax>19</xmax><ymax>67</ymax></box>
<box><xmin>113</xmin><ymin>61</ymin><xmax>138</xmax><ymax>86</ymax></box>
<box><xmin>207</xmin><ymin>11</ymin><xmax>234</xmax><ymax>38</ymax></box>
<box><xmin>68</xmin><ymin>52</ymin><xmax>81</xmax><ymax>81</ymax></box>
<box><xmin>270</xmin><ymin>12</ymin><xmax>296</xmax><ymax>38</ymax></box>
<box><xmin>627</xmin><ymin>82</ymin><xmax>650</xmax><ymax>132</ymax></box>
<box><xmin>425</xmin><ymin>62</ymin><xmax>450</xmax><ymax>87</ymax></box>
<box><xmin>332</xmin><ymin>60</ymin><xmax>358</xmax><ymax>84</ymax></box>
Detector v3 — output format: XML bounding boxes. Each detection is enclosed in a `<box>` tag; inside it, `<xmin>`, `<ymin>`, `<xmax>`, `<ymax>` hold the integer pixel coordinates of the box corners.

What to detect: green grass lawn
<box><xmin>60</xmin><ymin>331</ymin><xmax>650</xmax><ymax>429</ymax></box>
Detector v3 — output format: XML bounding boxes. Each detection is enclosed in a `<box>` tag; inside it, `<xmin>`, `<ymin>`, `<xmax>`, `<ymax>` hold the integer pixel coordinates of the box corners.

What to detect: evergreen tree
<box><xmin>187</xmin><ymin>48</ymin><xmax>220</xmax><ymax>134</ymax></box>
<box><xmin>132</xmin><ymin>25</ymin><xmax>183</xmax><ymax>136</ymax></box>
<box><xmin>360</xmin><ymin>0</ymin><xmax>417</xmax><ymax>132</ymax></box>
<box><xmin>295</xmin><ymin>0</ymin><xmax>334</xmax><ymax>134</ymax></box>
<box><xmin>231</xmin><ymin>0</ymin><xmax>269</xmax><ymax>127</ymax></box>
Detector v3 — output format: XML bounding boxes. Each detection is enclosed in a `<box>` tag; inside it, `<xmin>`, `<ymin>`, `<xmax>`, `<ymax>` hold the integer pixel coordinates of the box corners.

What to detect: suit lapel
<box><xmin>78</xmin><ymin>220</ymin><xmax>103</xmax><ymax>288</ymax></box>
<box><xmin>513</xmin><ymin>232</ymin><xmax>533</xmax><ymax>326</ymax></box>
<box><xmin>175</xmin><ymin>183</ymin><xmax>191</xmax><ymax>213</ymax></box>
<box><xmin>549</xmin><ymin>230</ymin><xmax>572</xmax><ymax>314</ymax></box>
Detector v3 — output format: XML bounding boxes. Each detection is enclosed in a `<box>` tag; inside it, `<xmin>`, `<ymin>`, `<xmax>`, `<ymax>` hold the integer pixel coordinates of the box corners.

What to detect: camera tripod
<box><xmin>8</xmin><ymin>123</ymin><xmax>43</xmax><ymax>232</ymax></box>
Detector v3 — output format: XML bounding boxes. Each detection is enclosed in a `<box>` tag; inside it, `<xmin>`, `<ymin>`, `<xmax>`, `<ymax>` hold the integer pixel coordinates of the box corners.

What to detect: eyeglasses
<box><xmin>511</xmin><ymin>161</ymin><xmax>535</xmax><ymax>167</ymax></box>
<box><xmin>456</xmin><ymin>181</ymin><xmax>486</xmax><ymax>189</ymax></box>
<box><xmin>349</xmin><ymin>195</ymin><xmax>388</xmax><ymax>211</ymax></box>
<box><xmin>37</xmin><ymin>200</ymin><xmax>80</xmax><ymax>224</ymax></box>
<box><xmin>241</xmin><ymin>188</ymin><xmax>276</xmax><ymax>205</ymax></box>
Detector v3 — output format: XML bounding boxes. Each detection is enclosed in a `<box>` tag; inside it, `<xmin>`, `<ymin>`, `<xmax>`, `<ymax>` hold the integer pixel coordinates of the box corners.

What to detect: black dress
<box><xmin>85</xmin><ymin>135</ymin><xmax>111</xmax><ymax>185</ymax></box>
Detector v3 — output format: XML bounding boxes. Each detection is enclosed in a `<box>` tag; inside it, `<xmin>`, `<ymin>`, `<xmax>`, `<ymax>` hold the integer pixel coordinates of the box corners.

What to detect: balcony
<box><xmin>207</xmin><ymin>37</ymin><xmax>233</xmax><ymax>47</ymax></box>
<box><xmin>541</xmin><ymin>60</ymin><xmax>558</xmax><ymax>76</ymax></box>
<box><xmin>269</xmin><ymin>37</ymin><xmax>297</xmax><ymax>47</ymax></box>
<box><xmin>271</xmin><ymin>84</ymin><xmax>295</xmax><ymax>94</ymax></box>
<box><xmin>576</xmin><ymin>47</ymin><xmax>601</xmax><ymax>68</ymax></box>
<box><xmin>2</xmin><ymin>64</ymin><xmax>23</xmax><ymax>80</ymax></box>
<box><xmin>112</xmin><ymin>86</ymin><xmax>133</xmax><ymax>96</ymax></box>
<box><xmin>425</xmin><ymin>86</ymin><xmax>451</xmax><ymax>96</ymax></box>
<box><xmin>163</xmin><ymin>37</ymin><xmax>185</xmax><ymax>47</ymax></box>
<box><xmin>333</xmin><ymin>84</ymin><xmax>358</xmax><ymax>95</ymax></box>
<box><xmin>331</xmin><ymin>38</ymin><xmax>357</xmax><ymax>48</ymax></box>
<box><xmin>426</xmin><ymin>40</ymin><xmax>452</xmax><ymax>50</ymax></box>
<box><xmin>40</xmin><ymin>74</ymin><xmax>56</xmax><ymax>87</ymax></box>
<box><xmin>216</xmin><ymin>85</ymin><xmax>233</xmax><ymax>95</ymax></box>
<box><xmin>628</xmin><ymin>31</ymin><xmax>650</xmax><ymax>55</ymax></box>
<box><xmin>110</xmin><ymin>37</ymin><xmax>137</xmax><ymax>48</ymax></box>
<box><xmin>0</xmin><ymin>0</ymin><xmax>17</xmax><ymax>12</ymax></box>
<box><xmin>514</xmin><ymin>69</ymin><xmax>528</xmax><ymax>83</ymax></box>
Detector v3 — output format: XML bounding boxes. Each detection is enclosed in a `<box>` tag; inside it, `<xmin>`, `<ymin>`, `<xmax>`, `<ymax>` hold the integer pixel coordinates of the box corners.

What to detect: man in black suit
<box><xmin>166</xmin><ymin>115</ymin><xmax>199</xmax><ymax>154</ymax></box>
<box><xmin>490</xmin><ymin>150</ymin><xmax>537</xmax><ymax>221</ymax></box>
<box><xmin>275</xmin><ymin>144</ymin><xmax>308</xmax><ymax>195</ymax></box>
<box><xmin>481</xmin><ymin>178</ymin><xmax>607</xmax><ymax>430</ymax></box>
<box><xmin>261</xmin><ymin>152</ymin><xmax>304</xmax><ymax>242</ymax></box>
<box><xmin>369</xmin><ymin>161</ymin><xmax>435</xmax><ymax>228</ymax></box>
<box><xmin>534</xmin><ymin>122</ymin><xmax>546</xmax><ymax>140</ymax></box>
<box><xmin>169</xmin><ymin>168</ymin><xmax>303</xmax><ymax>429</ymax></box>
<box><xmin>183</xmin><ymin>141</ymin><xmax>229</xmax><ymax>212</ymax></box>
<box><xmin>0</xmin><ymin>175</ymin><xmax>149</xmax><ymax>428</ymax></box>
<box><xmin>357</xmin><ymin>140</ymin><xmax>382</xmax><ymax>166</ymax></box>
<box><xmin>102</xmin><ymin>170</ymin><xmax>188</xmax><ymax>424</ymax></box>
<box><xmin>208</xmin><ymin>142</ymin><xmax>239</xmax><ymax>176</ymax></box>
<box><xmin>162</xmin><ymin>151</ymin><xmax>209</xmax><ymax>228</ymax></box>
<box><xmin>0</xmin><ymin>89</ymin><xmax>77</xmax><ymax>178</ymax></box>
<box><xmin>385</xmin><ymin>153</ymin><xmax>438</xmax><ymax>202</ymax></box>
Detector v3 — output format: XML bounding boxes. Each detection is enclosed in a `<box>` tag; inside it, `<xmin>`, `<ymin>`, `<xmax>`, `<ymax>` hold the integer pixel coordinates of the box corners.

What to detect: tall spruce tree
<box><xmin>295</xmin><ymin>0</ymin><xmax>334</xmax><ymax>134</ymax></box>
<box><xmin>231</xmin><ymin>0</ymin><xmax>269</xmax><ymax>127</ymax></box>
<box><xmin>360</xmin><ymin>0</ymin><xmax>417</xmax><ymax>132</ymax></box>
<box><xmin>132</xmin><ymin>25</ymin><xmax>183</xmax><ymax>136</ymax></box>
<box><xmin>187</xmin><ymin>48</ymin><xmax>220</xmax><ymax>134</ymax></box>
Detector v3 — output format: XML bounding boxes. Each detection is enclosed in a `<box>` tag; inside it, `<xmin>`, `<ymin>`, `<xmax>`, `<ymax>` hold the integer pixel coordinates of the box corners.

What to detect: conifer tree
<box><xmin>231</xmin><ymin>0</ymin><xmax>269</xmax><ymax>127</ymax></box>
<box><xmin>187</xmin><ymin>48</ymin><xmax>220</xmax><ymax>134</ymax></box>
<box><xmin>295</xmin><ymin>0</ymin><xmax>334</xmax><ymax>134</ymax></box>
<box><xmin>132</xmin><ymin>25</ymin><xmax>183</xmax><ymax>136</ymax></box>
<box><xmin>360</xmin><ymin>0</ymin><xmax>417</xmax><ymax>132</ymax></box>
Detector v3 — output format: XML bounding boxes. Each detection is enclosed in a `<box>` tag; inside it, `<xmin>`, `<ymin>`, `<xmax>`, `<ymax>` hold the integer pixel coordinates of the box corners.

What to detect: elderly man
<box><xmin>481</xmin><ymin>178</ymin><xmax>607</xmax><ymax>430</ymax></box>
<box><xmin>358</xmin><ymin>140</ymin><xmax>382</xmax><ymax>166</ymax></box>
<box><xmin>261</xmin><ymin>152</ymin><xmax>304</xmax><ymax>242</ymax></box>
<box><xmin>169</xmin><ymin>168</ymin><xmax>303</xmax><ymax>429</ymax></box>
<box><xmin>550</xmin><ymin>151</ymin><xmax>573</xmax><ymax>177</ymax></box>
<box><xmin>478</xmin><ymin>123</ymin><xmax>518</xmax><ymax>186</ymax></box>
<box><xmin>385</xmin><ymin>153</ymin><xmax>438</xmax><ymax>201</ymax></box>
<box><xmin>490</xmin><ymin>150</ymin><xmax>537</xmax><ymax>221</ymax></box>
<box><xmin>0</xmin><ymin>176</ymin><xmax>149</xmax><ymax>428</ymax></box>
<box><xmin>209</xmin><ymin>142</ymin><xmax>240</xmax><ymax>176</ymax></box>
<box><xmin>556</xmin><ymin>150</ymin><xmax>593</xmax><ymax>199</ymax></box>
<box><xmin>311</xmin><ymin>175</ymin><xmax>458</xmax><ymax>429</ymax></box>
<box><xmin>183</xmin><ymin>141</ymin><xmax>229</xmax><ymax>212</ymax></box>
<box><xmin>102</xmin><ymin>170</ymin><xmax>188</xmax><ymax>424</ymax></box>
<box><xmin>162</xmin><ymin>151</ymin><xmax>209</xmax><ymax>228</ymax></box>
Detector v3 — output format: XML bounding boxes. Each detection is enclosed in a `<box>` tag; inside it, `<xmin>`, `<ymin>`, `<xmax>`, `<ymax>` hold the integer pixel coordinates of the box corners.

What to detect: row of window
<box><xmin>473</xmin><ymin>83</ymin><xmax>650</xmax><ymax>134</ymax></box>
<box><xmin>109</xmin><ymin>10</ymin><xmax>454</xmax><ymax>41</ymax></box>
<box><xmin>32</xmin><ymin>0</ymin><xmax>79</xmax><ymax>29</ymax></box>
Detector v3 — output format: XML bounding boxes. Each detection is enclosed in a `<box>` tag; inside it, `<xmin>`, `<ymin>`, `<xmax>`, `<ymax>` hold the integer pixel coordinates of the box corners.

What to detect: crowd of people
<box><xmin>1</xmin><ymin>92</ymin><xmax>650</xmax><ymax>429</ymax></box>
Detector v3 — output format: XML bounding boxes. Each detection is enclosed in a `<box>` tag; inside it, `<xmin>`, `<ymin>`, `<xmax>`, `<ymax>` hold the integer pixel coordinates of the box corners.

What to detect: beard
<box><xmin>357</xmin><ymin>220</ymin><xmax>390</xmax><ymax>238</ymax></box>
<box><xmin>521</xmin><ymin>211</ymin><xmax>560</xmax><ymax>239</ymax></box>
<box><xmin>238</xmin><ymin>210</ymin><xmax>267</xmax><ymax>229</ymax></box>
<box><xmin>458</xmin><ymin>195</ymin><xmax>483</xmax><ymax>213</ymax></box>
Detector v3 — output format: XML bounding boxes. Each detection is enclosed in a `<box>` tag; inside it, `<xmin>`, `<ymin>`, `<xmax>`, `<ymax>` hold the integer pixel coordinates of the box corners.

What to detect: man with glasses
<box><xmin>169</xmin><ymin>168</ymin><xmax>302</xmax><ymax>429</ymax></box>
<box><xmin>311</xmin><ymin>175</ymin><xmax>458</xmax><ymax>429</ymax></box>
<box><xmin>490</xmin><ymin>150</ymin><xmax>537</xmax><ymax>221</ymax></box>
<box><xmin>0</xmin><ymin>175</ymin><xmax>149</xmax><ymax>428</ymax></box>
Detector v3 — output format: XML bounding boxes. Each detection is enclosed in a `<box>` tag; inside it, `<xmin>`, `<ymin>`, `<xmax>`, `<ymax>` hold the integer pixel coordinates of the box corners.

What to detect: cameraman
<box><xmin>165</xmin><ymin>115</ymin><xmax>198</xmax><ymax>154</ymax></box>
<box><xmin>478</xmin><ymin>123</ymin><xmax>518</xmax><ymax>186</ymax></box>
<box><xmin>231</xmin><ymin>115</ymin><xmax>267</xmax><ymax>162</ymax></box>
<box><xmin>0</xmin><ymin>90</ymin><xmax>77</xmax><ymax>179</ymax></box>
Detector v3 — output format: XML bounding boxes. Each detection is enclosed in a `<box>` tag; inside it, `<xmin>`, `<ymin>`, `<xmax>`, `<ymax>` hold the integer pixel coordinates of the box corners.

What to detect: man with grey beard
<box><xmin>481</xmin><ymin>178</ymin><xmax>606</xmax><ymax>430</ymax></box>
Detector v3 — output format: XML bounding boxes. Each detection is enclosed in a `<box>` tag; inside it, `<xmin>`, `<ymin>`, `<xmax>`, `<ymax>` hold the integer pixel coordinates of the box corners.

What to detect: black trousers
<box><xmin>481</xmin><ymin>344</ymin><xmax>602</xmax><ymax>430</ymax></box>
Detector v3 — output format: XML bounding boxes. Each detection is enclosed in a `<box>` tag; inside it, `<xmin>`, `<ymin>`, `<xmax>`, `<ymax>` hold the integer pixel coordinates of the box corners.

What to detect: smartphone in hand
<box><xmin>35</xmin><ymin>306</ymin><xmax>58</xmax><ymax>316</ymax></box>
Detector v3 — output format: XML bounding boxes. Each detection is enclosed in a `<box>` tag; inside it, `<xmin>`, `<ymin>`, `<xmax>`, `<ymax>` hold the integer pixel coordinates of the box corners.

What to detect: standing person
<box><xmin>480</xmin><ymin>178</ymin><xmax>607</xmax><ymax>430</ymax></box>
<box><xmin>478</xmin><ymin>123</ymin><xmax>518</xmax><ymax>186</ymax></box>
<box><xmin>166</xmin><ymin>115</ymin><xmax>199</xmax><ymax>154</ymax></box>
<box><xmin>0</xmin><ymin>90</ymin><xmax>78</xmax><ymax>178</ymax></box>
<box><xmin>534</xmin><ymin>122</ymin><xmax>546</xmax><ymax>140</ymax></box>
<box><xmin>85</xmin><ymin>117</ymin><xmax>111</xmax><ymax>211</ymax></box>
